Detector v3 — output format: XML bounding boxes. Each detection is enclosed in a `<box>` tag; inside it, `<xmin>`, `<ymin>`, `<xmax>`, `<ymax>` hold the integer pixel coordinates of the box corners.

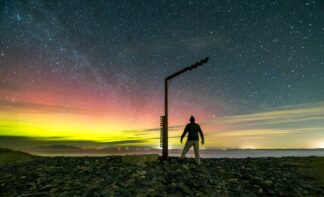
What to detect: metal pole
<box><xmin>163</xmin><ymin>79</ymin><xmax>168</xmax><ymax>159</ymax></box>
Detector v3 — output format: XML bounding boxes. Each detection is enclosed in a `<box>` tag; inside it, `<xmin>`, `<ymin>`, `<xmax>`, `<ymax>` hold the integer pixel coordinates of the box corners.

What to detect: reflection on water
<box><xmin>33</xmin><ymin>149</ymin><xmax>324</xmax><ymax>158</ymax></box>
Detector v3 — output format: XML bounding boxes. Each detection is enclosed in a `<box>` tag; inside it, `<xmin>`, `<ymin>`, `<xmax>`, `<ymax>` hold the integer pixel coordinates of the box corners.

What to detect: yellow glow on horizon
<box><xmin>318</xmin><ymin>141</ymin><xmax>324</xmax><ymax>149</ymax></box>
<box><xmin>241</xmin><ymin>145</ymin><xmax>256</xmax><ymax>149</ymax></box>
<box><xmin>0</xmin><ymin>110</ymin><xmax>145</xmax><ymax>142</ymax></box>
<box><xmin>1</xmin><ymin>100</ymin><xmax>324</xmax><ymax>149</ymax></box>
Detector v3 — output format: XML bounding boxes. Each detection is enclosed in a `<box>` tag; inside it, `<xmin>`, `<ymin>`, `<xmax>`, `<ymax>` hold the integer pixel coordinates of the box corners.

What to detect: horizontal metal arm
<box><xmin>165</xmin><ymin>57</ymin><xmax>209</xmax><ymax>81</ymax></box>
<box><xmin>165</xmin><ymin>67</ymin><xmax>191</xmax><ymax>81</ymax></box>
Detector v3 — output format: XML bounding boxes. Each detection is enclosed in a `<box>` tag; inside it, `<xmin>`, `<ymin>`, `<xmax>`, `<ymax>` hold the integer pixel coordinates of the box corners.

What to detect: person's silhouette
<box><xmin>180</xmin><ymin>115</ymin><xmax>204</xmax><ymax>165</ymax></box>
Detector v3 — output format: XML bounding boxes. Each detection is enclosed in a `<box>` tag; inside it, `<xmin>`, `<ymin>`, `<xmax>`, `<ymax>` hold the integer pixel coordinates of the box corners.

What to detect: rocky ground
<box><xmin>1</xmin><ymin>156</ymin><xmax>324</xmax><ymax>196</ymax></box>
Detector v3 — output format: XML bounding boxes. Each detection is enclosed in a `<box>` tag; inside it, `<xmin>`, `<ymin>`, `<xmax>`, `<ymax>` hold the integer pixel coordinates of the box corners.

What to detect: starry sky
<box><xmin>1</xmin><ymin>0</ymin><xmax>324</xmax><ymax>150</ymax></box>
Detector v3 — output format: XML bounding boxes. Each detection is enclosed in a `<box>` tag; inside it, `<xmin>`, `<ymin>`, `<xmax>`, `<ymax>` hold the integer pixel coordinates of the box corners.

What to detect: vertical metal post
<box><xmin>162</xmin><ymin>79</ymin><xmax>168</xmax><ymax>159</ymax></box>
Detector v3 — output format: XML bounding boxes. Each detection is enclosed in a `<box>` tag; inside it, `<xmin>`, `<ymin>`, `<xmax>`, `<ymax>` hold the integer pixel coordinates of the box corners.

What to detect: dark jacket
<box><xmin>181</xmin><ymin>122</ymin><xmax>204</xmax><ymax>141</ymax></box>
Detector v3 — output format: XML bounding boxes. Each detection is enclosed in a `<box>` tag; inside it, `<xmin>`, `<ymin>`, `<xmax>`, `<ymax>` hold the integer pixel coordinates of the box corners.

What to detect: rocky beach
<box><xmin>1</xmin><ymin>153</ymin><xmax>324</xmax><ymax>197</ymax></box>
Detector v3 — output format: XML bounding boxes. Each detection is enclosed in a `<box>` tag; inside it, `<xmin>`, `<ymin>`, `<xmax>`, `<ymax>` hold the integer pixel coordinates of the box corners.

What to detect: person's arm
<box><xmin>198</xmin><ymin>125</ymin><xmax>204</xmax><ymax>145</ymax></box>
<box><xmin>180</xmin><ymin>125</ymin><xmax>188</xmax><ymax>143</ymax></box>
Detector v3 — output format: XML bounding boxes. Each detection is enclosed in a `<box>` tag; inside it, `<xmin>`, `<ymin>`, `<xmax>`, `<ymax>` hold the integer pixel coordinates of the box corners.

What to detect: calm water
<box><xmin>175</xmin><ymin>149</ymin><xmax>324</xmax><ymax>158</ymax></box>
<box><xmin>33</xmin><ymin>149</ymin><xmax>324</xmax><ymax>158</ymax></box>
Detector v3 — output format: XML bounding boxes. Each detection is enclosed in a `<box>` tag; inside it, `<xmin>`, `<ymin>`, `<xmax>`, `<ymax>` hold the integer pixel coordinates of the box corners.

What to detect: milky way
<box><xmin>1</xmin><ymin>1</ymin><xmax>324</xmax><ymax>149</ymax></box>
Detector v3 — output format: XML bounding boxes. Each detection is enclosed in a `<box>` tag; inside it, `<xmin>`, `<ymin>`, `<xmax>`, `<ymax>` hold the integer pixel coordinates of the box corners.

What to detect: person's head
<box><xmin>190</xmin><ymin>115</ymin><xmax>195</xmax><ymax>123</ymax></box>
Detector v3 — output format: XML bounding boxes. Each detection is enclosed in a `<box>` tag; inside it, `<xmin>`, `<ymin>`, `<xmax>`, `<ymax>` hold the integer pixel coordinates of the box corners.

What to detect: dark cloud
<box><xmin>122</xmin><ymin>125</ymin><xmax>185</xmax><ymax>134</ymax></box>
<box><xmin>102</xmin><ymin>139</ymin><xmax>147</xmax><ymax>145</ymax></box>
<box><xmin>0</xmin><ymin>135</ymin><xmax>148</xmax><ymax>150</ymax></box>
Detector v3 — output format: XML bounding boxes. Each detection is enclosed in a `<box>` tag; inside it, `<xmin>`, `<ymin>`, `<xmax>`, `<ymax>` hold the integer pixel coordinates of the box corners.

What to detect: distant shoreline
<box><xmin>27</xmin><ymin>148</ymin><xmax>324</xmax><ymax>158</ymax></box>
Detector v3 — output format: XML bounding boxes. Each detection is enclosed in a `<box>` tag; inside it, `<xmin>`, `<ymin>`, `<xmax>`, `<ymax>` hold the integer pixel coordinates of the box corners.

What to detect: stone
<box><xmin>264</xmin><ymin>180</ymin><xmax>272</xmax><ymax>185</ymax></box>
<box><xmin>178</xmin><ymin>183</ymin><xmax>192</xmax><ymax>194</ymax></box>
<box><xmin>27</xmin><ymin>182</ymin><xmax>36</xmax><ymax>190</ymax></box>
<box><xmin>137</xmin><ymin>170</ymin><xmax>147</xmax><ymax>176</ymax></box>
<box><xmin>268</xmin><ymin>189</ymin><xmax>276</xmax><ymax>195</ymax></box>
<box><xmin>182</xmin><ymin>164</ymin><xmax>190</xmax><ymax>170</ymax></box>
<box><xmin>228</xmin><ymin>178</ymin><xmax>238</xmax><ymax>182</ymax></box>
<box><xmin>39</xmin><ymin>184</ymin><xmax>53</xmax><ymax>191</ymax></box>
<box><xmin>208</xmin><ymin>179</ymin><xmax>218</xmax><ymax>185</ymax></box>
<box><xmin>121</xmin><ymin>154</ymin><xmax>159</xmax><ymax>165</ymax></box>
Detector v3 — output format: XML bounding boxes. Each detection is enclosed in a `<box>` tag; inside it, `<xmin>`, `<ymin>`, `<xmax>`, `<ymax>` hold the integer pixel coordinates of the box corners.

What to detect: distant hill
<box><xmin>0</xmin><ymin>147</ymin><xmax>34</xmax><ymax>165</ymax></box>
<box><xmin>0</xmin><ymin>147</ymin><xmax>30</xmax><ymax>154</ymax></box>
<box><xmin>30</xmin><ymin>145</ymin><xmax>84</xmax><ymax>153</ymax></box>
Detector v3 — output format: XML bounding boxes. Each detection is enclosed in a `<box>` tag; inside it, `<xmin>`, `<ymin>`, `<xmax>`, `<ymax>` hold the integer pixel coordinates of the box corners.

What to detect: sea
<box><xmin>178</xmin><ymin>149</ymin><xmax>324</xmax><ymax>158</ymax></box>
<box><xmin>33</xmin><ymin>149</ymin><xmax>324</xmax><ymax>158</ymax></box>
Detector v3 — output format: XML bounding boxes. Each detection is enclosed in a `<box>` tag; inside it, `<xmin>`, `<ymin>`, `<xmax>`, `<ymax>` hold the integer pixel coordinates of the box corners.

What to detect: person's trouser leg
<box><xmin>193</xmin><ymin>141</ymin><xmax>201</xmax><ymax>165</ymax></box>
<box><xmin>181</xmin><ymin>140</ymin><xmax>194</xmax><ymax>159</ymax></box>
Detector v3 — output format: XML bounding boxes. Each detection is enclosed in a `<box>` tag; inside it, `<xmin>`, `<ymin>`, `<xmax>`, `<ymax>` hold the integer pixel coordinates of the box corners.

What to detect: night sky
<box><xmin>1</xmin><ymin>0</ymin><xmax>324</xmax><ymax>150</ymax></box>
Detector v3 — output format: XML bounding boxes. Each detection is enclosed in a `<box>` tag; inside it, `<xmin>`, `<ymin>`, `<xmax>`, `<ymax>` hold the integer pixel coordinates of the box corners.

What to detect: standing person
<box><xmin>180</xmin><ymin>115</ymin><xmax>204</xmax><ymax>165</ymax></box>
